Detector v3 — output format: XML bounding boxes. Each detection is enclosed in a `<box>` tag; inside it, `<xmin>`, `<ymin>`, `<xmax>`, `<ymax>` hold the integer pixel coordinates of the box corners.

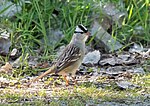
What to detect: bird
<box><xmin>29</xmin><ymin>24</ymin><xmax>90</xmax><ymax>86</ymax></box>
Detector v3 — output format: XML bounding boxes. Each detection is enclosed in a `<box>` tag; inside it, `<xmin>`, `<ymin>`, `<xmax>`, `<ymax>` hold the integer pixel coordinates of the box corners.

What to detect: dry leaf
<box><xmin>0</xmin><ymin>62</ymin><xmax>12</xmax><ymax>73</ymax></box>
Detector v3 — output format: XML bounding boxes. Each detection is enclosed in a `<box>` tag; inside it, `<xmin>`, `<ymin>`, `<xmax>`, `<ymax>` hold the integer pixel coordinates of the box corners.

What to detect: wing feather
<box><xmin>55</xmin><ymin>44</ymin><xmax>81</xmax><ymax>73</ymax></box>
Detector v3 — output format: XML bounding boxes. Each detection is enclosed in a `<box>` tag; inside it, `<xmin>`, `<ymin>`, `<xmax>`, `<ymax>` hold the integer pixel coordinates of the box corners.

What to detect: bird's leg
<box><xmin>72</xmin><ymin>76</ymin><xmax>77</xmax><ymax>85</ymax></box>
<box><xmin>63</xmin><ymin>75</ymin><xmax>69</xmax><ymax>86</ymax></box>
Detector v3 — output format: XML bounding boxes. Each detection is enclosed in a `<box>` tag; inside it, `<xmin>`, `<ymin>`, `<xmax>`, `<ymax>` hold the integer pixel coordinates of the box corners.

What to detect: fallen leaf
<box><xmin>0</xmin><ymin>62</ymin><xmax>12</xmax><ymax>73</ymax></box>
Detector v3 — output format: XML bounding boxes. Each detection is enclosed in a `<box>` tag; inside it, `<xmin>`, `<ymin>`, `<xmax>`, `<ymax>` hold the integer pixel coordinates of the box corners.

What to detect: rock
<box><xmin>56</xmin><ymin>45</ymin><xmax>66</xmax><ymax>58</ymax></box>
<box><xmin>10</xmin><ymin>48</ymin><xmax>18</xmax><ymax>57</ymax></box>
<box><xmin>105</xmin><ymin>66</ymin><xmax>145</xmax><ymax>75</ymax></box>
<box><xmin>12</xmin><ymin>56</ymin><xmax>22</xmax><ymax>68</ymax></box>
<box><xmin>28</xmin><ymin>56</ymin><xmax>39</xmax><ymax>68</ymax></box>
<box><xmin>91</xmin><ymin>21</ymin><xmax>123</xmax><ymax>52</ymax></box>
<box><xmin>90</xmin><ymin>3</ymin><xmax>126</xmax><ymax>52</ymax></box>
<box><xmin>0</xmin><ymin>0</ymin><xmax>22</xmax><ymax>17</ymax></box>
<box><xmin>12</xmin><ymin>55</ymin><xmax>40</xmax><ymax>69</ymax></box>
<box><xmin>0</xmin><ymin>28</ymin><xmax>11</xmax><ymax>54</ymax></box>
<box><xmin>117</xmin><ymin>54</ymin><xmax>130</xmax><ymax>61</ymax></box>
<box><xmin>99</xmin><ymin>57</ymin><xmax>117</xmax><ymax>66</ymax></box>
<box><xmin>103</xmin><ymin>3</ymin><xmax>126</xmax><ymax>28</ymax></box>
<box><xmin>41</xmin><ymin>29</ymin><xmax>64</xmax><ymax>48</ymax></box>
<box><xmin>82</xmin><ymin>50</ymin><xmax>101</xmax><ymax>66</ymax></box>
<box><xmin>99</xmin><ymin>16</ymin><xmax>112</xmax><ymax>31</ymax></box>
<box><xmin>133</xmin><ymin>67</ymin><xmax>145</xmax><ymax>74</ymax></box>
<box><xmin>133</xmin><ymin>26</ymin><xmax>145</xmax><ymax>35</ymax></box>
<box><xmin>0</xmin><ymin>38</ymin><xmax>11</xmax><ymax>54</ymax></box>
<box><xmin>129</xmin><ymin>43</ymin><xmax>146</xmax><ymax>54</ymax></box>
<box><xmin>106</xmin><ymin>66</ymin><xmax>126</xmax><ymax>75</ymax></box>
<box><xmin>142</xmin><ymin>49</ymin><xmax>150</xmax><ymax>59</ymax></box>
<box><xmin>116</xmin><ymin>81</ymin><xmax>140</xmax><ymax>90</ymax></box>
<box><xmin>99</xmin><ymin>53</ymin><xmax>139</xmax><ymax>66</ymax></box>
<box><xmin>129</xmin><ymin>44</ymin><xmax>150</xmax><ymax>59</ymax></box>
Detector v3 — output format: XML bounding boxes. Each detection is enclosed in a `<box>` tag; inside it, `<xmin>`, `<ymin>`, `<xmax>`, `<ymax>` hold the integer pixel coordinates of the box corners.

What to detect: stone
<box><xmin>91</xmin><ymin>21</ymin><xmax>123</xmax><ymax>52</ymax></box>
<box><xmin>82</xmin><ymin>50</ymin><xmax>101</xmax><ymax>66</ymax></box>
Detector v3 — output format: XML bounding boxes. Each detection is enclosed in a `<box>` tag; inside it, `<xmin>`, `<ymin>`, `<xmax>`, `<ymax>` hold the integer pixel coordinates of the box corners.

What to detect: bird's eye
<box><xmin>74</xmin><ymin>31</ymin><xmax>84</xmax><ymax>34</ymax></box>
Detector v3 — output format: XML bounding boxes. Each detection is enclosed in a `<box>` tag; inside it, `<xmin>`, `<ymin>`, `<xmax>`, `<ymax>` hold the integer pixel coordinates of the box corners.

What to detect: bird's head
<box><xmin>72</xmin><ymin>24</ymin><xmax>90</xmax><ymax>42</ymax></box>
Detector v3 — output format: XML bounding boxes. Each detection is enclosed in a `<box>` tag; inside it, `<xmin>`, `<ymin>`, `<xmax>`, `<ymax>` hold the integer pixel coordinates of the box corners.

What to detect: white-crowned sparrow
<box><xmin>30</xmin><ymin>24</ymin><xmax>90</xmax><ymax>85</ymax></box>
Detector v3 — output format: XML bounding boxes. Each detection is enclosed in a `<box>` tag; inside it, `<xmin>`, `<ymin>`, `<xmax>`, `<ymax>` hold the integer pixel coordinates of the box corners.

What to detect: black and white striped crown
<box><xmin>74</xmin><ymin>24</ymin><xmax>88</xmax><ymax>34</ymax></box>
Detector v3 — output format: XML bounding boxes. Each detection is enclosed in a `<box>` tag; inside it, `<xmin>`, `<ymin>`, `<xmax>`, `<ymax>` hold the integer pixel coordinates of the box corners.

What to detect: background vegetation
<box><xmin>1</xmin><ymin>0</ymin><xmax>149</xmax><ymax>55</ymax></box>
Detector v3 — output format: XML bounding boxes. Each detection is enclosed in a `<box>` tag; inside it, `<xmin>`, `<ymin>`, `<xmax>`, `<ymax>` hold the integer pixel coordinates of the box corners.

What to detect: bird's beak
<box><xmin>86</xmin><ymin>31</ymin><xmax>91</xmax><ymax>36</ymax></box>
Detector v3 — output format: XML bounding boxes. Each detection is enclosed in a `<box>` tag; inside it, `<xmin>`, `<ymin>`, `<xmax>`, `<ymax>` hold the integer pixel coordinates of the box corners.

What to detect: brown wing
<box><xmin>55</xmin><ymin>44</ymin><xmax>81</xmax><ymax>73</ymax></box>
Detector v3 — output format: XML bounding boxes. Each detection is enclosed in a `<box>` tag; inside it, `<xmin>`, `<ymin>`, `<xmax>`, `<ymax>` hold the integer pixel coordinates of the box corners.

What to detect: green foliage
<box><xmin>0</xmin><ymin>0</ymin><xmax>149</xmax><ymax>55</ymax></box>
<box><xmin>10</xmin><ymin>0</ymin><xmax>92</xmax><ymax>56</ymax></box>
<box><xmin>1</xmin><ymin>0</ymin><xmax>149</xmax><ymax>51</ymax></box>
<box><xmin>116</xmin><ymin>0</ymin><xmax>149</xmax><ymax>45</ymax></box>
<box><xmin>0</xmin><ymin>0</ymin><xmax>149</xmax><ymax>76</ymax></box>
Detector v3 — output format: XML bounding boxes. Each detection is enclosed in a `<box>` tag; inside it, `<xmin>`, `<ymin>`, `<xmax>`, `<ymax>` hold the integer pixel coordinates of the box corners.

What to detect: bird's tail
<box><xmin>30</xmin><ymin>65</ymin><xmax>56</xmax><ymax>84</ymax></box>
